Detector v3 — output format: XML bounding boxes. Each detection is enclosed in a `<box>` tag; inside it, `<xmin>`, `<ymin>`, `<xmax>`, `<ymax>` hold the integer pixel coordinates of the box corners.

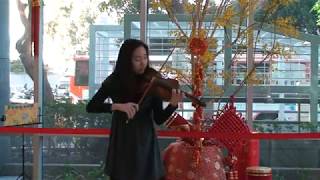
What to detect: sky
<box><xmin>9</xmin><ymin>1</ymin><xmax>72</xmax><ymax>74</ymax></box>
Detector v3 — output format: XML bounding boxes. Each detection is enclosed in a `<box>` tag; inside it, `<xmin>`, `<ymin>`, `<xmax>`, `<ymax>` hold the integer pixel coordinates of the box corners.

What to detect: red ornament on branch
<box><xmin>189</xmin><ymin>37</ymin><xmax>208</xmax><ymax>56</ymax></box>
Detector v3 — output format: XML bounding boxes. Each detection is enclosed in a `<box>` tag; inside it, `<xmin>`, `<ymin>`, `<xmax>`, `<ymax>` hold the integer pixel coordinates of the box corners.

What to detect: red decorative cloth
<box><xmin>163</xmin><ymin>141</ymin><xmax>226</xmax><ymax>180</ymax></box>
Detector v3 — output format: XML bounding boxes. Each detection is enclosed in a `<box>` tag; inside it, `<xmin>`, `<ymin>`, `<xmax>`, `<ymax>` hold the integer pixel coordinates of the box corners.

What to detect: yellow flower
<box><xmin>264</xmin><ymin>0</ymin><xmax>294</xmax><ymax>14</ymax></box>
<box><xmin>200</xmin><ymin>51</ymin><xmax>215</xmax><ymax>65</ymax></box>
<box><xmin>216</xmin><ymin>5</ymin><xmax>235</xmax><ymax>27</ymax></box>
<box><xmin>198</xmin><ymin>29</ymin><xmax>207</xmax><ymax>39</ymax></box>
<box><xmin>247</xmin><ymin>70</ymin><xmax>262</xmax><ymax>85</ymax></box>
<box><xmin>273</xmin><ymin>17</ymin><xmax>299</xmax><ymax>37</ymax></box>
<box><xmin>207</xmin><ymin>38</ymin><xmax>218</xmax><ymax>49</ymax></box>
<box><xmin>183</xmin><ymin>3</ymin><xmax>194</xmax><ymax>14</ymax></box>
<box><xmin>207</xmin><ymin>80</ymin><xmax>224</xmax><ymax>96</ymax></box>
<box><xmin>160</xmin><ymin>0</ymin><xmax>172</xmax><ymax>9</ymax></box>
<box><xmin>150</xmin><ymin>0</ymin><xmax>161</xmax><ymax>10</ymax></box>
<box><xmin>222</xmin><ymin>71</ymin><xmax>232</xmax><ymax>81</ymax></box>
<box><xmin>162</xmin><ymin>66</ymin><xmax>190</xmax><ymax>82</ymax></box>
<box><xmin>279</xmin><ymin>0</ymin><xmax>295</xmax><ymax>6</ymax></box>
<box><xmin>206</xmin><ymin>72</ymin><xmax>217</xmax><ymax>85</ymax></box>
<box><xmin>238</xmin><ymin>0</ymin><xmax>248</xmax><ymax>8</ymax></box>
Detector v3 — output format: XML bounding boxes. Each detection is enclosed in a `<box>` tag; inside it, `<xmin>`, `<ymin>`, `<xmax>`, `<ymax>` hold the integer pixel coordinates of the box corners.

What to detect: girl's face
<box><xmin>132</xmin><ymin>46</ymin><xmax>148</xmax><ymax>74</ymax></box>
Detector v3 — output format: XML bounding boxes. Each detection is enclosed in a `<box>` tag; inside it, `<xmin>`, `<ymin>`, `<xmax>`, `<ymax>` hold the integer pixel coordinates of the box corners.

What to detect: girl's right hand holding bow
<box><xmin>112</xmin><ymin>103</ymin><xmax>139</xmax><ymax>120</ymax></box>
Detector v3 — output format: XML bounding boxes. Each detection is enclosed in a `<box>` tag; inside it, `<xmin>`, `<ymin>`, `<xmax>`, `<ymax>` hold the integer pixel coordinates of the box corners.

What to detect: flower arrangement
<box><xmin>152</xmin><ymin>1</ymin><xmax>299</xmax><ymax>179</ymax></box>
<box><xmin>151</xmin><ymin>0</ymin><xmax>299</xmax><ymax>179</ymax></box>
<box><xmin>151</xmin><ymin>0</ymin><xmax>298</xmax><ymax>131</ymax></box>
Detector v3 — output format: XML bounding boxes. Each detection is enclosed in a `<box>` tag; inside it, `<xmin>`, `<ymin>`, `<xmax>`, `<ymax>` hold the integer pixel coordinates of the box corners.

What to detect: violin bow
<box><xmin>159</xmin><ymin>46</ymin><xmax>176</xmax><ymax>71</ymax></box>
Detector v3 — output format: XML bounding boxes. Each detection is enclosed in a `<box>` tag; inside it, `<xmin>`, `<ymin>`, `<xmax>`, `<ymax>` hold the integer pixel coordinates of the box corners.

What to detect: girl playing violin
<box><xmin>86</xmin><ymin>39</ymin><xmax>184</xmax><ymax>180</ymax></box>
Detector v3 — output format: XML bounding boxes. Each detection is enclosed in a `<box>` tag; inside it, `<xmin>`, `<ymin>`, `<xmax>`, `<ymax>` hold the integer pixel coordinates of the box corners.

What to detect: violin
<box><xmin>138</xmin><ymin>68</ymin><xmax>206</xmax><ymax>107</ymax></box>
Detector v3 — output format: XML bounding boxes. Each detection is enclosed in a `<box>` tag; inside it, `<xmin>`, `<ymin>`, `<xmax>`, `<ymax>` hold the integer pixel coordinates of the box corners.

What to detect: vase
<box><xmin>163</xmin><ymin>140</ymin><xmax>226</xmax><ymax>180</ymax></box>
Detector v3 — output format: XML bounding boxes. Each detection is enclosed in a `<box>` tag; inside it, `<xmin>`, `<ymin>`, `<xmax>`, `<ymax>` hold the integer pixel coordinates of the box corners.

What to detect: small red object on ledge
<box><xmin>246</xmin><ymin>166</ymin><xmax>272</xmax><ymax>180</ymax></box>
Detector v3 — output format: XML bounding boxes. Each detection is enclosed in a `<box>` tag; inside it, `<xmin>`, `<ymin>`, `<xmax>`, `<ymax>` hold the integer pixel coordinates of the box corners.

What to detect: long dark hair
<box><xmin>113</xmin><ymin>39</ymin><xmax>150</xmax><ymax>101</ymax></box>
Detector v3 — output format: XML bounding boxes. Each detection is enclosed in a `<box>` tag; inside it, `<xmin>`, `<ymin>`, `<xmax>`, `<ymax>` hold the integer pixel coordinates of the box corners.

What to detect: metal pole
<box><xmin>298</xmin><ymin>102</ymin><xmax>301</xmax><ymax>132</ymax></box>
<box><xmin>0</xmin><ymin>0</ymin><xmax>10</xmax><ymax>121</ymax></box>
<box><xmin>310</xmin><ymin>43</ymin><xmax>319</xmax><ymax>129</ymax></box>
<box><xmin>0</xmin><ymin>0</ymin><xmax>10</xmax><ymax>167</ymax></box>
<box><xmin>140</xmin><ymin>0</ymin><xmax>147</xmax><ymax>42</ymax></box>
<box><xmin>246</xmin><ymin>1</ymin><xmax>254</xmax><ymax>128</ymax></box>
<box><xmin>32</xmin><ymin>0</ymin><xmax>43</xmax><ymax>179</ymax></box>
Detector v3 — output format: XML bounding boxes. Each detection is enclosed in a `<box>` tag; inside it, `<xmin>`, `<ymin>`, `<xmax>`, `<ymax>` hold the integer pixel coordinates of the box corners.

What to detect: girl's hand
<box><xmin>112</xmin><ymin>103</ymin><xmax>139</xmax><ymax>119</ymax></box>
<box><xmin>169</xmin><ymin>89</ymin><xmax>184</xmax><ymax>107</ymax></box>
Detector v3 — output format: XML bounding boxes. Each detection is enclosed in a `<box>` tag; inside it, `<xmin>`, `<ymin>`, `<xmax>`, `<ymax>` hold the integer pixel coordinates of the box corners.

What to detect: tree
<box><xmin>45</xmin><ymin>1</ymin><xmax>101</xmax><ymax>55</ymax></box>
<box><xmin>10</xmin><ymin>59</ymin><xmax>25</xmax><ymax>73</ymax></box>
<box><xmin>256</xmin><ymin>0</ymin><xmax>319</xmax><ymax>35</ymax></box>
<box><xmin>16</xmin><ymin>0</ymin><xmax>102</xmax><ymax>102</ymax></box>
<box><xmin>98</xmin><ymin>0</ymin><xmax>191</xmax><ymax>23</ymax></box>
<box><xmin>312</xmin><ymin>0</ymin><xmax>320</xmax><ymax>26</ymax></box>
<box><xmin>98</xmin><ymin>0</ymin><xmax>140</xmax><ymax>15</ymax></box>
<box><xmin>16</xmin><ymin>0</ymin><xmax>54</xmax><ymax>102</ymax></box>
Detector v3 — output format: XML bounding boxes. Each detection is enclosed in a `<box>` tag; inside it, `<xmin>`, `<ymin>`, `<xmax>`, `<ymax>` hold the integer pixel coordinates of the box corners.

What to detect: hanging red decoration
<box><xmin>31</xmin><ymin>0</ymin><xmax>40</xmax><ymax>57</ymax></box>
<box><xmin>189</xmin><ymin>37</ymin><xmax>208</xmax><ymax>56</ymax></box>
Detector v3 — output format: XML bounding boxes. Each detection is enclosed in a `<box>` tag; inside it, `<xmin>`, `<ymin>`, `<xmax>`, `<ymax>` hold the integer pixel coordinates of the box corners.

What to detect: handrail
<box><xmin>1</xmin><ymin>127</ymin><xmax>320</xmax><ymax>140</ymax></box>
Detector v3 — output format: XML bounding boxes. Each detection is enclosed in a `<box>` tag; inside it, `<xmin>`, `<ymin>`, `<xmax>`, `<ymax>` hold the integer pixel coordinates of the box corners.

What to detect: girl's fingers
<box><xmin>129</xmin><ymin>103</ymin><xmax>139</xmax><ymax>112</ymax></box>
<box><xmin>127</xmin><ymin>103</ymin><xmax>139</xmax><ymax>119</ymax></box>
<box><xmin>133</xmin><ymin>104</ymin><xmax>139</xmax><ymax>111</ymax></box>
<box><xmin>122</xmin><ymin>103</ymin><xmax>139</xmax><ymax>121</ymax></box>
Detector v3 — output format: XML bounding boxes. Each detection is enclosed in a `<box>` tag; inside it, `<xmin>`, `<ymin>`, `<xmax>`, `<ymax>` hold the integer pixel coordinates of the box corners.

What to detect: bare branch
<box><xmin>16</xmin><ymin>0</ymin><xmax>29</xmax><ymax>28</ymax></box>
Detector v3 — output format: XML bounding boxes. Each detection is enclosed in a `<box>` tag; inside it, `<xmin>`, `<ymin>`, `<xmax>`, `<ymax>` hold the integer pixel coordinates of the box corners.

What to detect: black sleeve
<box><xmin>86</xmin><ymin>76</ymin><xmax>115</xmax><ymax>113</ymax></box>
<box><xmin>152</xmin><ymin>96</ymin><xmax>178</xmax><ymax>125</ymax></box>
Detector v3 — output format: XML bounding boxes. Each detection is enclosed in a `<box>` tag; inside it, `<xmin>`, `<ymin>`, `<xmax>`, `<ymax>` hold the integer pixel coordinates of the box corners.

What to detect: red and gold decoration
<box><xmin>189</xmin><ymin>37</ymin><xmax>208</xmax><ymax>56</ymax></box>
<box><xmin>208</xmin><ymin>98</ymin><xmax>260</xmax><ymax>179</ymax></box>
<box><xmin>163</xmin><ymin>140</ymin><xmax>226</xmax><ymax>180</ymax></box>
<box><xmin>163</xmin><ymin>34</ymin><xmax>226</xmax><ymax>179</ymax></box>
<box><xmin>149</xmin><ymin>0</ymin><xmax>297</xmax><ymax>179</ymax></box>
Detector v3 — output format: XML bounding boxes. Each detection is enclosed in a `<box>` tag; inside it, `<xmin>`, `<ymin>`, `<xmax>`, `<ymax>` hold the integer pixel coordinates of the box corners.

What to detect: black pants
<box><xmin>109</xmin><ymin>177</ymin><xmax>118</xmax><ymax>180</ymax></box>
<box><xmin>110</xmin><ymin>177</ymin><xmax>120</xmax><ymax>180</ymax></box>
